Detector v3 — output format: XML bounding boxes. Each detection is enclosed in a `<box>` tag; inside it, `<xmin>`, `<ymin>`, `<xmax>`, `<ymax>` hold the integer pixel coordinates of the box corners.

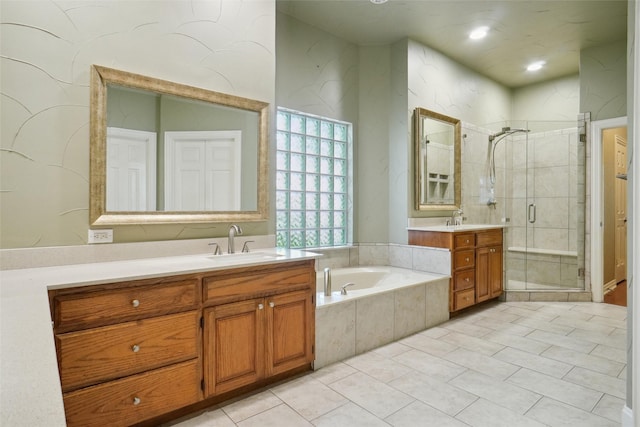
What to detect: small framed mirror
<box><xmin>413</xmin><ymin>107</ymin><xmax>461</xmax><ymax>210</ymax></box>
<box><xmin>89</xmin><ymin>65</ymin><xmax>269</xmax><ymax>225</ymax></box>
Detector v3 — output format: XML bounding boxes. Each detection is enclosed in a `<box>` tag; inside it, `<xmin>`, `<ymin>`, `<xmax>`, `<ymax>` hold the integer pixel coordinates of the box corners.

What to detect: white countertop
<box><xmin>0</xmin><ymin>248</ymin><xmax>319</xmax><ymax>426</ymax></box>
<box><xmin>407</xmin><ymin>224</ymin><xmax>506</xmax><ymax>233</ymax></box>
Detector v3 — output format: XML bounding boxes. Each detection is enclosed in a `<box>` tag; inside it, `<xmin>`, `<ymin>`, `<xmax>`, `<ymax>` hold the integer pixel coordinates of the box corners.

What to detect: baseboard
<box><xmin>622</xmin><ymin>405</ymin><xmax>633</xmax><ymax>427</ymax></box>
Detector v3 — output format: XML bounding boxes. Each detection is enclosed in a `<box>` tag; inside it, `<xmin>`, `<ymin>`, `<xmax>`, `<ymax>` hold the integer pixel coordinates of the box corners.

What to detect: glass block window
<box><xmin>276</xmin><ymin>108</ymin><xmax>351</xmax><ymax>249</ymax></box>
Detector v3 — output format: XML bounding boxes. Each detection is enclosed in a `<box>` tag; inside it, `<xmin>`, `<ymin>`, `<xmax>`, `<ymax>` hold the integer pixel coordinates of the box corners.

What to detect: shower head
<box><xmin>488</xmin><ymin>127</ymin><xmax>530</xmax><ymax>142</ymax></box>
<box><xmin>487</xmin><ymin>126</ymin><xmax>531</xmax><ymax>186</ymax></box>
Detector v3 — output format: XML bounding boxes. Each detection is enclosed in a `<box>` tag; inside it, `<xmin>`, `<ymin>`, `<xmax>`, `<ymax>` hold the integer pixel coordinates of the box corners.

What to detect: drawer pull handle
<box><xmin>131</xmin><ymin>299</ymin><xmax>140</xmax><ymax>308</ymax></box>
<box><xmin>465</xmin><ymin>297</ymin><xmax>470</xmax><ymax>301</ymax></box>
<box><xmin>465</xmin><ymin>278</ymin><xmax>470</xmax><ymax>282</ymax></box>
<box><xmin>258</xmin><ymin>303</ymin><xmax>264</xmax><ymax>310</ymax></box>
<box><xmin>465</xmin><ymin>239</ymin><xmax>470</xmax><ymax>244</ymax></box>
<box><xmin>269</xmin><ymin>302</ymin><xmax>275</xmax><ymax>308</ymax></box>
<box><xmin>465</xmin><ymin>257</ymin><xmax>470</xmax><ymax>262</ymax></box>
<box><xmin>132</xmin><ymin>344</ymin><xmax>140</xmax><ymax>353</ymax></box>
<box><xmin>133</xmin><ymin>397</ymin><xmax>141</xmax><ymax>406</ymax></box>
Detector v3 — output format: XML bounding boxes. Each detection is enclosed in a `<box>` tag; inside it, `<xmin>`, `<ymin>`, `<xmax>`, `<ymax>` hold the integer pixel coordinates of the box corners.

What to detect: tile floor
<box><xmin>168</xmin><ymin>301</ymin><xmax>627</xmax><ymax>427</ymax></box>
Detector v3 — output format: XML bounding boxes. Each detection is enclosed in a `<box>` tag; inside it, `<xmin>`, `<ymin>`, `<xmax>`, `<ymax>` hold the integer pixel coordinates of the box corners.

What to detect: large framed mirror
<box><xmin>90</xmin><ymin>65</ymin><xmax>269</xmax><ymax>225</ymax></box>
<box><xmin>414</xmin><ymin>107</ymin><xmax>461</xmax><ymax>210</ymax></box>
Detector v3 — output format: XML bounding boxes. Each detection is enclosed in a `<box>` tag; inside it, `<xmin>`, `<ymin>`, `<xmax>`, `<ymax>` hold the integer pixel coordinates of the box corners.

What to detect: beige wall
<box><xmin>513</xmin><ymin>74</ymin><xmax>580</xmax><ymax>122</ymax></box>
<box><xmin>580</xmin><ymin>40</ymin><xmax>627</xmax><ymax>121</ymax></box>
<box><xmin>0</xmin><ymin>0</ymin><xmax>275</xmax><ymax>249</ymax></box>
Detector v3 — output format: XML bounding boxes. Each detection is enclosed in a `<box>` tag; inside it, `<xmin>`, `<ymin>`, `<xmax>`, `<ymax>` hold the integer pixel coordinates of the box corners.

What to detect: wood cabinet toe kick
<box><xmin>409</xmin><ymin>228</ymin><xmax>503</xmax><ymax>313</ymax></box>
<box><xmin>48</xmin><ymin>259</ymin><xmax>316</xmax><ymax>427</ymax></box>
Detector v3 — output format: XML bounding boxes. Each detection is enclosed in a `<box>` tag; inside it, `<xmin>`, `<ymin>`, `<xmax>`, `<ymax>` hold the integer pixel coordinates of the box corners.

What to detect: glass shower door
<box><xmin>505</xmin><ymin>120</ymin><xmax>584</xmax><ymax>291</ymax></box>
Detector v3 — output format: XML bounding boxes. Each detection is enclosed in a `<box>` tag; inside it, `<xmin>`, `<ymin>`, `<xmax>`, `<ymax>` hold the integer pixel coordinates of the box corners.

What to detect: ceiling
<box><xmin>276</xmin><ymin>0</ymin><xmax>628</xmax><ymax>88</ymax></box>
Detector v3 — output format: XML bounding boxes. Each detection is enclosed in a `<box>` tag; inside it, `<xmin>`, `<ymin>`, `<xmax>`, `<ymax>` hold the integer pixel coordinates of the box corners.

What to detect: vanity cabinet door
<box><xmin>476</xmin><ymin>245</ymin><xmax>503</xmax><ymax>302</ymax></box>
<box><xmin>265</xmin><ymin>290</ymin><xmax>314</xmax><ymax>376</ymax></box>
<box><xmin>488</xmin><ymin>245</ymin><xmax>503</xmax><ymax>298</ymax></box>
<box><xmin>203</xmin><ymin>299</ymin><xmax>265</xmax><ymax>397</ymax></box>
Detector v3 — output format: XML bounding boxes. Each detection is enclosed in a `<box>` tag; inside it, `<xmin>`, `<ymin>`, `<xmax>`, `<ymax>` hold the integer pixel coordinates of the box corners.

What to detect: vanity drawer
<box><xmin>454</xmin><ymin>233</ymin><xmax>475</xmax><ymax>249</ymax></box>
<box><xmin>454</xmin><ymin>270</ymin><xmax>475</xmax><ymax>291</ymax></box>
<box><xmin>453</xmin><ymin>250</ymin><xmax>475</xmax><ymax>270</ymax></box>
<box><xmin>57</xmin><ymin>311</ymin><xmax>199</xmax><ymax>392</ymax></box>
<box><xmin>203</xmin><ymin>261</ymin><xmax>315</xmax><ymax>305</ymax></box>
<box><xmin>454</xmin><ymin>288</ymin><xmax>475</xmax><ymax>311</ymax></box>
<box><xmin>62</xmin><ymin>359</ymin><xmax>201</xmax><ymax>427</ymax></box>
<box><xmin>476</xmin><ymin>229</ymin><xmax>502</xmax><ymax>247</ymax></box>
<box><xmin>52</xmin><ymin>279</ymin><xmax>199</xmax><ymax>331</ymax></box>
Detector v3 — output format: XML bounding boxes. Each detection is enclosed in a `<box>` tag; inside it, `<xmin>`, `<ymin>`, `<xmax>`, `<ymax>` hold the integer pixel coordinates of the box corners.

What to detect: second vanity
<box><xmin>408</xmin><ymin>225</ymin><xmax>504</xmax><ymax>313</ymax></box>
<box><xmin>4</xmin><ymin>249</ymin><xmax>318</xmax><ymax>427</ymax></box>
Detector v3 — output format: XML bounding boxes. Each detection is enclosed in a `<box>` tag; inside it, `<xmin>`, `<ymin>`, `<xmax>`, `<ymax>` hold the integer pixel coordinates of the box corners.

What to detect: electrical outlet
<box><xmin>88</xmin><ymin>229</ymin><xmax>113</xmax><ymax>244</ymax></box>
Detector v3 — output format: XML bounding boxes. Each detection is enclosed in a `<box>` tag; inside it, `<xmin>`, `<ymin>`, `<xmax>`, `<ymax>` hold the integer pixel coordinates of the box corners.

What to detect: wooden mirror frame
<box><xmin>89</xmin><ymin>65</ymin><xmax>269</xmax><ymax>225</ymax></box>
<box><xmin>413</xmin><ymin>107</ymin><xmax>461</xmax><ymax>211</ymax></box>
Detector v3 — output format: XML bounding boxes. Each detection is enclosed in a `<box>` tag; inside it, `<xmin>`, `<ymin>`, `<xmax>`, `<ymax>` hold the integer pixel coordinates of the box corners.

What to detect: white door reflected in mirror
<box><xmin>164</xmin><ymin>131</ymin><xmax>242</xmax><ymax>211</ymax></box>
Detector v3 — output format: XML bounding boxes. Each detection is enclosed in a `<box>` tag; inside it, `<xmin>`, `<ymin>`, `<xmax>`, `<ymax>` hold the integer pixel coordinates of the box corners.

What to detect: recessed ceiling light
<box><xmin>370</xmin><ymin>0</ymin><xmax>388</xmax><ymax>4</ymax></box>
<box><xmin>469</xmin><ymin>26</ymin><xmax>489</xmax><ymax>40</ymax></box>
<box><xmin>527</xmin><ymin>61</ymin><xmax>546</xmax><ymax>71</ymax></box>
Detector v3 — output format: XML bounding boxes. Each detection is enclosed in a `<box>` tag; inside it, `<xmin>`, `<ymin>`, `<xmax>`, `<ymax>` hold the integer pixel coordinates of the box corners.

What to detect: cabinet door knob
<box><xmin>133</xmin><ymin>396</ymin><xmax>141</xmax><ymax>406</ymax></box>
<box><xmin>131</xmin><ymin>299</ymin><xmax>140</xmax><ymax>308</ymax></box>
<box><xmin>132</xmin><ymin>344</ymin><xmax>140</xmax><ymax>353</ymax></box>
<box><xmin>269</xmin><ymin>302</ymin><xmax>275</xmax><ymax>308</ymax></box>
<box><xmin>258</xmin><ymin>303</ymin><xmax>264</xmax><ymax>310</ymax></box>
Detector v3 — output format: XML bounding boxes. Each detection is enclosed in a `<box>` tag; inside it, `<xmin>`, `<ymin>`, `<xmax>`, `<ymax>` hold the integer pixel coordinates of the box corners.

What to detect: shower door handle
<box><xmin>528</xmin><ymin>203</ymin><xmax>536</xmax><ymax>223</ymax></box>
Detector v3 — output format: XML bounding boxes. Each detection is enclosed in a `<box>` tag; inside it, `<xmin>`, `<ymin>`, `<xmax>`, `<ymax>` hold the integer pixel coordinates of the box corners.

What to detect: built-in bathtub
<box><xmin>313</xmin><ymin>266</ymin><xmax>449</xmax><ymax>369</ymax></box>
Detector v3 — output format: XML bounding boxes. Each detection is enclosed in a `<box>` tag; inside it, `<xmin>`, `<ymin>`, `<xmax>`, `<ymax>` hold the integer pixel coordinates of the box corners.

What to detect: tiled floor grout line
<box><xmin>170</xmin><ymin>301</ymin><xmax>627</xmax><ymax>427</ymax></box>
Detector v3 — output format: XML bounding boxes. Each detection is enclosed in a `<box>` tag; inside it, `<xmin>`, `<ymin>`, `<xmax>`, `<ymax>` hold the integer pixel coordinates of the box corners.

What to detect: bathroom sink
<box><xmin>205</xmin><ymin>251</ymin><xmax>285</xmax><ymax>265</ymax></box>
<box><xmin>409</xmin><ymin>224</ymin><xmax>505</xmax><ymax>232</ymax></box>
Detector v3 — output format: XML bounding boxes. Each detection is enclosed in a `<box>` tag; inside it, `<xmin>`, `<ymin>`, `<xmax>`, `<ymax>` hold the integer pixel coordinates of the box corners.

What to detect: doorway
<box><xmin>590</xmin><ymin>117</ymin><xmax>628</xmax><ymax>304</ymax></box>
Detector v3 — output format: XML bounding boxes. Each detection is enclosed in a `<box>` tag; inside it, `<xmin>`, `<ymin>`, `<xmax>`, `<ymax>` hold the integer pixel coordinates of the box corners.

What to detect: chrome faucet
<box><xmin>208</xmin><ymin>242</ymin><xmax>222</xmax><ymax>255</ymax></box>
<box><xmin>323</xmin><ymin>267</ymin><xmax>331</xmax><ymax>296</ymax></box>
<box><xmin>228</xmin><ymin>225</ymin><xmax>243</xmax><ymax>254</ymax></box>
<box><xmin>451</xmin><ymin>209</ymin><xmax>464</xmax><ymax>226</ymax></box>
<box><xmin>341</xmin><ymin>282</ymin><xmax>355</xmax><ymax>295</ymax></box>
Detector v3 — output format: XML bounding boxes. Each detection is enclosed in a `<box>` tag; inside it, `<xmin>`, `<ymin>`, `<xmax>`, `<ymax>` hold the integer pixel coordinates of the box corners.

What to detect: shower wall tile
<box><xmin>534</xmin><ymin>167</ymin><xmax>570</xmax><ymax>198</ymax></box>
<box><xmin>535</xmin><ymin>197</ymin><xmax>569</xmax><ymax>229</ymax></box>
<box><xmin>526</xmin><ymin>260</ymin><xmax>562</xmax><ymax>286</ymax></box>
<box><xmin>533</xmin><ymin>134</ymin><xmax>570</xmax><ymax>168</ymax></box>
<box><xmin>509</xmin><ymin>226</ymin><xmax>527</xmax><ymax>248</ymax></box>
<box><xmin>533</xmin><ymin>228</ymin><xmax>569</xmax><ymax>251</ymax></box>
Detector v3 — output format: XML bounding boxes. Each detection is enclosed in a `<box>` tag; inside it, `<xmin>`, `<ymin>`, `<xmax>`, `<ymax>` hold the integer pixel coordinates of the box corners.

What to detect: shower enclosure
<box><xmin>486</xmin><ymin>120</ymin><xmax>586</xmax><ymax>292</ymax></box>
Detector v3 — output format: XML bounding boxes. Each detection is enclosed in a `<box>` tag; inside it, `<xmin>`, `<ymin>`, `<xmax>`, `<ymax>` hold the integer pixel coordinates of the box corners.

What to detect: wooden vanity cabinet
<box><xmin>49</xmin><ymin>275</ymin><xmax>202</xmax><ymax>427</ymax></box>
<box><xmin>409</xmin><ymin>228</ymin><xmax>503</xmax><ymax>313</ymax></box>
<box><xmin>202</xmin><ymin>261</ymin><xmax>315</xmax><ymax>398</ymax></box>
<box><xmin>48</xmin><ymin>258</ymin><xmax>316</xmax><ymax>427</ymax></box>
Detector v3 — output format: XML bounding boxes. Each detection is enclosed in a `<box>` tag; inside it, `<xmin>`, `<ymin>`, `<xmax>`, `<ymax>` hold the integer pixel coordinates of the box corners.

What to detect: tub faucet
<box><xmin>341</xmin><ymin>282</ymin><xmax>355</xmax><ymax>295</ymax></box>
<box><xmin>228</xmin><ymin>225</ymin><xmax>243</xmax><ymax>254</ymax></box>
<box><xmin>323</xmin><ymin>267</ymin><xmax>331</xmax><ymax>296</ymax></box>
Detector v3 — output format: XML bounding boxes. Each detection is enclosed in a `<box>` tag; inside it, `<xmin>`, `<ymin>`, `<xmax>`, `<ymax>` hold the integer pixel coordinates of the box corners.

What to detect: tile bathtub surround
<box><xmin>314</xmin><ymin>278</ymin><xmax>450</xmax><ymax>369</ymax></box>
<box><xmin>169</xmin><ymin>301</ymin><xmax>626</xmax><ymax>427</ymax></box>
